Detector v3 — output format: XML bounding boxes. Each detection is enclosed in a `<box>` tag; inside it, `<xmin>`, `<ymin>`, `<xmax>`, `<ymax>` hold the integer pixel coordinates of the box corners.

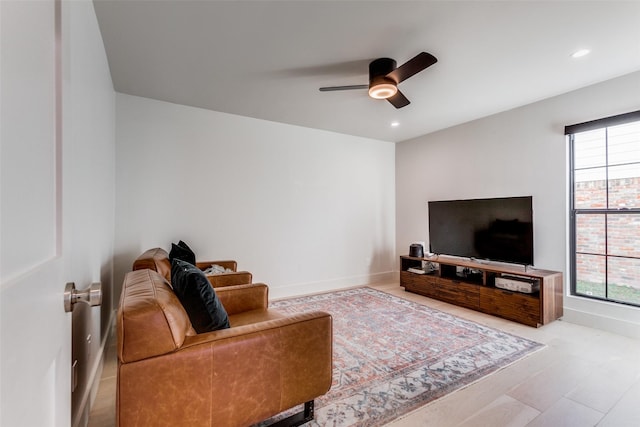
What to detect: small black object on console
<box><xmin>409</xmin><ymin>243</ymin><xmax>424</xmax><ymax>258</ymax></box>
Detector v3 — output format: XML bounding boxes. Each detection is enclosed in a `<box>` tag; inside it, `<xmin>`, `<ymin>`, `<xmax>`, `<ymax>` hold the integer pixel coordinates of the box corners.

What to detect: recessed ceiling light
<box><xmin>571</xmin><ymin>49</ymin><xmax>591</xmax><ymax>58</ymax></box>
<box><xmin>391</xmin><ymin>121</ymin><xmax>400</xmax><ymax>127</ymax></box>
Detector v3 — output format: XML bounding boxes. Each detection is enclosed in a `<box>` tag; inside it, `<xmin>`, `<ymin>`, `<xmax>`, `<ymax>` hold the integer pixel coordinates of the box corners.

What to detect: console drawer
<box><xmin>480</xmin><ymin>287</ymin><xmax>540</xmax><ymax>327</ymax></box>
<box><xmin>400</xmin><ymin>271</ymin><xmax>439</xmax><ymax>298</ymax></box>
<box><xmin>433</xmin><ymin>278</ymin><xmax>479</xmax><ymax>310</ymax></box>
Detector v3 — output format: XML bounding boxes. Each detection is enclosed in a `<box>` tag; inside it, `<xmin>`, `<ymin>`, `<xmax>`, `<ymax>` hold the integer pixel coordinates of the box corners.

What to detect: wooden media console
<box><xmin>400</xmin><ymin>255</ymin><xmax>563</xmax><ymax>327</ymax></box>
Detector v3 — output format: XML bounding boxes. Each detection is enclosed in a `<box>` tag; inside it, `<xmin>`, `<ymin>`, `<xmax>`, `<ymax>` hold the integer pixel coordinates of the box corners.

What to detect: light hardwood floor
<box><xmin>88</xmin><ymin>281</ymin><xmax>640</xmax><ymax>427</ymax></box>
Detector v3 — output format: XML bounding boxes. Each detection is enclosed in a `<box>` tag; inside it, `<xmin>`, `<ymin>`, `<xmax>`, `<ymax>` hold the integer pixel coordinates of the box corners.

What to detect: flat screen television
<box><xmin>428</xmin><ymin>196</ymin><xmax>534</xmax><ymax>265</ymax></box>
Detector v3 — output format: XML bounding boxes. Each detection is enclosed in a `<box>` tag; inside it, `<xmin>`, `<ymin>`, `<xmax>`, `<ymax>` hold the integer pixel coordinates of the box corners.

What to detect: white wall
<box><xmin>396</xmin><ymin>71</ymin><xmax>640</xmax><ymax>338</ymax></box>
<box><xmin>62</xmin><ymin>1</ymin><xmax>115</xmax><ymax>425</ymax></box>
<box><xmin>115</xmin><ymin>94</ymin><xmax>396</xmax><ymax>298</ymax></box>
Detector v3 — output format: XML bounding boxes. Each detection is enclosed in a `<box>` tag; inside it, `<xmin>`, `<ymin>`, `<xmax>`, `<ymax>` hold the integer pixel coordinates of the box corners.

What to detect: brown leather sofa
<box><xmin>117</xmin><ymin>268</ymin><xmax>332</xmax><ymax>427</ymax></box>
<box><xmin>133</xmin><ymin>247</ymin><xmax>253</xmax><ymax>287</ymax></box>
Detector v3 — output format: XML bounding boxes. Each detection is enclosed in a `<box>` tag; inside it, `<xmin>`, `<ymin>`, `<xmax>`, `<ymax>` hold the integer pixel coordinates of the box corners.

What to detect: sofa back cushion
<box><xmin>132</xmin><ymin>247</ymin><xmax>172</xmax><ymax>281</ymax></box>
<box><xmin>118</xmin><ymin>269</ymin><xmax>194</xmax><ymax>363</ymax></box>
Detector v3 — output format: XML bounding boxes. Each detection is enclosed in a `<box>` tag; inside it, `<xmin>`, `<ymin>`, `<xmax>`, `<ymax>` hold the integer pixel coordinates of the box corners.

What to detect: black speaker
<box><xmin>409</xmin><ymin>243</ymin><xmax>424</xmax><ymax>258</ymax></box>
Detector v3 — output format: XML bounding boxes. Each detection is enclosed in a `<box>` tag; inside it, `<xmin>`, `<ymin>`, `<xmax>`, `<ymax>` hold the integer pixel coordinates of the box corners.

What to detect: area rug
<box><xmin>260</xmin><ymin>287</ymin><xmax>543</xmax><ymax>427</ymax></box>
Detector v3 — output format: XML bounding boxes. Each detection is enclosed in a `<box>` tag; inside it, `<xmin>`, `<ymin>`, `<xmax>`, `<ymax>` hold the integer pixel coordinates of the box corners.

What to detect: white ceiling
<box><xmin>93</xmin><ymin>0</ymin><xmax>640</xmax><ymax>143</ymax></box>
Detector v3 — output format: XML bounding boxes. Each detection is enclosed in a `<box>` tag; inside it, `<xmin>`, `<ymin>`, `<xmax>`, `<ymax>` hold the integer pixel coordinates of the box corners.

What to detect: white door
<box><xmin>1</xmin><ymin>0</ymin><xmax>71</xmax><ymax>426</ymax></box>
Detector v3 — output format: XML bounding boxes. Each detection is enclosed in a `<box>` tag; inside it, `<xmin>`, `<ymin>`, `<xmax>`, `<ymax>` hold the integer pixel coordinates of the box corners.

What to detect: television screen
<box><xmin>428</xmin><ymin>196</ymin><xmax>533</xmax><ymax>265</ymax></box>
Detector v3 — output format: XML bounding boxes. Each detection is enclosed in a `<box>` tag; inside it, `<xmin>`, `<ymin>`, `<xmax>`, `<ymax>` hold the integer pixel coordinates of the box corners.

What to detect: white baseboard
<box><xmin>269</xmin><ymin>271</ymin><xmax>396</xmax><ymax>300</ymax></box>
<box><xmin>563</xmin><ymin>307</ymin><xmax>640</xmax><ymax>339</ymax></box>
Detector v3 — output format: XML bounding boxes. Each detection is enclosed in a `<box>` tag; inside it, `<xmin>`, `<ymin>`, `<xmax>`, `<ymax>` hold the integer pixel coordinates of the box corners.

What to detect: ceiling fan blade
<box><xmin>387</xmin><ymin>52</ymin><xmax>437</xmax><ymax>84</ymax></box>
<box><xmin>387</xmin><ymin>90</ymin><xmax>410</xmax><ymax>109</ymax></box>
<box><xmin>319</xmin><ymin>84</ymin><xmax>368</xmax><ymax>92</ymax></box>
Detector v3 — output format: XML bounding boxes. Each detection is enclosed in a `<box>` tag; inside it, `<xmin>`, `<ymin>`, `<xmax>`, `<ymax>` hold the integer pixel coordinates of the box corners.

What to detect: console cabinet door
<box><xmin>433</xmin><ymin>278</ymin><xmax>479</xmax><ymax>310</ymax></box>
<box><xmin>480</xmin><ymin>287</ymin><xmax>540</xmax><ymax>327</ymax></box>
<box><xmin>400</xmin><ymin>272</ymin><xmax>439</xmax><ymax>298</ymax></box>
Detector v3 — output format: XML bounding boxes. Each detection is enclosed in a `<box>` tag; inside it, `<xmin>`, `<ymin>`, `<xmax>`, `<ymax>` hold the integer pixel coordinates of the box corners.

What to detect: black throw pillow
<box><xmin>169</xmin><ymin>240</ymin><xmax>196</xmax><ymax>265</ymax></box>
<box><xmin>171</xmin><ymin>259</ymin><xmax>230</xmax><ymax>333</ymax></box>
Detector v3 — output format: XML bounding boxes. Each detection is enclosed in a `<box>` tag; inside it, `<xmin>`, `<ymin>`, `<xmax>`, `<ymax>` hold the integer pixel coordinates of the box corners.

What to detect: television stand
<box><xmin>400</xmin><ymin>255</ymin><xmax>563</xmax><ymax>327</ymax></box>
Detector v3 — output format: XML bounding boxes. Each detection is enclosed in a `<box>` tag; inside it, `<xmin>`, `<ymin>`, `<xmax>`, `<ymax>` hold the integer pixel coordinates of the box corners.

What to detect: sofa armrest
<box><xmin>196</xmin><ymin>260</ymin><xmax>237</xmax><ymax>272</ymax></box>
<box><xmin>215</xmin><ymin>283</ymin><xmax>268</xmax><ymax>315</ymax></box>
<box><xmin>118</xmin><ymin>311</ymin><xmax>333</xmax><ymax>427</ymax></box>
<box><xmin>194</xmin><ymin>311</ymin><xmax>333</xmax><ymax>413</ymax></box>
<box><xmin>206</xmin><ymin>271</ymin><xmax>252</xmax><ymax>288</ymax></box>
<box><xmin>181</xmin><ymin>311</ymin><xmax>330</xmax><ymax>349</ymax></box>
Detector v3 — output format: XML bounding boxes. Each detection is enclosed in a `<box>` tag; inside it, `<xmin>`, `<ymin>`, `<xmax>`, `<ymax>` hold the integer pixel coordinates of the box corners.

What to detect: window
<box><xmin>566</xmin><ymin>110</ymin><xmax>640</xmax><ymax>307</ymax></box>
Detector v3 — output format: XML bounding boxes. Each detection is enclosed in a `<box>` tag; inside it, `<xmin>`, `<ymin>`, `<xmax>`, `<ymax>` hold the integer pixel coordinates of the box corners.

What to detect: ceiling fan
<box><xmin>319</xmin><ymin>52</ymin><xmax>437</xmax><ymax>109</ymax></box>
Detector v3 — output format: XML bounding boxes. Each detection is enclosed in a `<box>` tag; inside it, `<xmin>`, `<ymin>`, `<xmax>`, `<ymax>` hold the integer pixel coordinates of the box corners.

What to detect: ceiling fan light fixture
<box><xmin>369</xmin><ymin>82</ymin><xmax>397</xmax><ymax>99</ymax></box>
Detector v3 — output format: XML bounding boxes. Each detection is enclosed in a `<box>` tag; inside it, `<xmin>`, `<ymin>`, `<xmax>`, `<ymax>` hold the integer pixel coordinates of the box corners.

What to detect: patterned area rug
<box><xmin>262</xmin><ymin>287</ymin><xmax>543</xmax><ymax>427</ymax></box>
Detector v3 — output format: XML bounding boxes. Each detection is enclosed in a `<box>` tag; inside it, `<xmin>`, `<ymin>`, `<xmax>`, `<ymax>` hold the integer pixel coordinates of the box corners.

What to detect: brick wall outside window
<box><xmin>575</xmin><ymin>177</ymin><xmax>640</xmax><ymax>290</ymax></box>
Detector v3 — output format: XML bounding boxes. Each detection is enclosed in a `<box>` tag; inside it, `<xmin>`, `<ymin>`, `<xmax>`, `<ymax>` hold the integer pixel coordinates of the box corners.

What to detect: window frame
<box><xmin>566</xmin><ymin>110</ymin><xmax>640</xmax><ymax>307</ymax></box>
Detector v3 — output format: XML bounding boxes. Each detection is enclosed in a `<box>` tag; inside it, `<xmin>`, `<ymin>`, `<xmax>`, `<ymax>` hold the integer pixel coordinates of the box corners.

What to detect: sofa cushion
<box><xmin>228</xmin><ymin>308</ymin><xmax>286</xmax><ymax>328</ymax></box>
<box><xmin>169</xmin><ymin>240</ymin><xmax>196</xmax><ymax>265</ymax></box>
<box><xmin>118</xmin><ymin>269</ymin><xmax>194</xmax><ymax>363</ymax></box>
<box><xmin>171</xmin><ymin>259</ymin><xmax>230</xmax><ymax>333</ymax></box>
<box><xmin>132</xmin><ymin>247</ymin><xmax>172</xmax><ymax>281</ymax></box>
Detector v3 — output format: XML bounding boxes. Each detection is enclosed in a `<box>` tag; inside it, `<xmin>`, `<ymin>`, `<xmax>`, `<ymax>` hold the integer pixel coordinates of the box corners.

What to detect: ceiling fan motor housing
<box><xmin>369</xmin><ymin>58</ymin><xmax>397</xmax><ymax>80</ymax></box>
